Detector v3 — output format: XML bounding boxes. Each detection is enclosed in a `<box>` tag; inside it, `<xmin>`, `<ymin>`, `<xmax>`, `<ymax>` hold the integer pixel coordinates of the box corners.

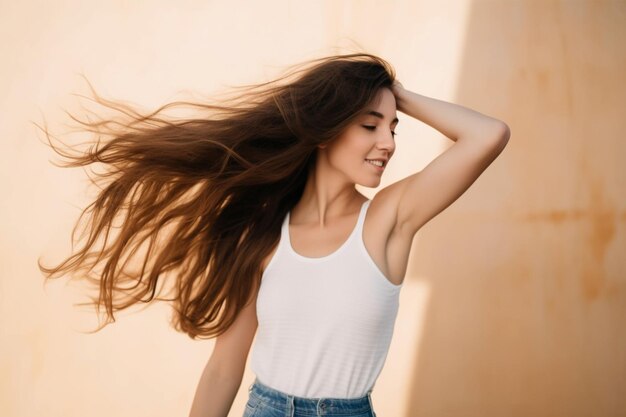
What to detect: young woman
<box><xmin>39</xmin><ymin>53</ymin><xmax>510</xmax><ymax>417</ymax></box>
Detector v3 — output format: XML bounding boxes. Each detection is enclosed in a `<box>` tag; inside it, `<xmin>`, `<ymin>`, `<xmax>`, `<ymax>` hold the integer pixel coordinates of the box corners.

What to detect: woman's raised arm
<box><xmin>382</xmin><ymin>82</ymin><xmax>510</xmax><ymax>237</ymax></box>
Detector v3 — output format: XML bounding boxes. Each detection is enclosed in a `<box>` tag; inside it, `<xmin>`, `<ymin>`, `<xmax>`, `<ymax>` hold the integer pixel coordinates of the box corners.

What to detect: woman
<box><xmin>39</xmin><ymin>53</ymin><xmax>510</xmax><ymax>417</ymax></box>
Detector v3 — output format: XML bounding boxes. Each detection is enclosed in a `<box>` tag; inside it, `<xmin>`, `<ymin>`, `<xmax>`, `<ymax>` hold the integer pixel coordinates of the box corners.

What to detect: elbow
<box><xmin>494</xmin><ymin>121</ymin><xmax>511</xmax><ymax>143</ymax></box>
<box><xmin>485</xmin><ymin>121</ymin><xmax>510</xmax><ymax>157</ymax></box>
<box><xmin>486</xmin><ymin>121</ymin><xmax>510</xmax><ymax>151</ymax></box>
<box><xmin>495</xmin><ymin>122</ymin><xmax>511</xmax><ymax>155</ymax></box>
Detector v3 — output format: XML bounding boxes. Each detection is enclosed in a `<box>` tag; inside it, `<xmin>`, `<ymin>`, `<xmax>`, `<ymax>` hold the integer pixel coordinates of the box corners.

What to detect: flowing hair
<box><xmin>37</xmin><ymin>52</ymin><xmax>396</xmax><ymax>339</ymax></box>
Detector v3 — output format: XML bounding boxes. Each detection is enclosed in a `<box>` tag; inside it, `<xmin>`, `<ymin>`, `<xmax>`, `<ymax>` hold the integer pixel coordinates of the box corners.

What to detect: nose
<box><xmin>377</xmin><ymin>132</ymin><xmax>395</xmax><ymax>154</ymax></box>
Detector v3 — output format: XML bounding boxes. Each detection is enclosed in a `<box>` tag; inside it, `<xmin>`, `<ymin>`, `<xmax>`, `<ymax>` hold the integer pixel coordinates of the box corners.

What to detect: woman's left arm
<box><xmin>383</xmin><ymin>81</ymin><xmax>510</xmax><ymax>237</ymax></box>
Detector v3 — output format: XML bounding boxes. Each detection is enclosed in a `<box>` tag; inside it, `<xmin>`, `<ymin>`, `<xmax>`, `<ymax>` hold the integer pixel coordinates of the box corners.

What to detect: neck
<box><xmin>294</xmin><ymin>172</ymin><xmax>364</xmax><ymax>227</ymax></box>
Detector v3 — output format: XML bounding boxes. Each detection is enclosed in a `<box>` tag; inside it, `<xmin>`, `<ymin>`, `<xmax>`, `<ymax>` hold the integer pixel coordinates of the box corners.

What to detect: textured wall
<box><xmin>0</xmin><ymin>1</ymin><xmax>623</xmax><ymax>417</ymax></box>
<box><xmin>400</xmin><ymin>2</ymin><xmax>625</xmax><ymax>416</ymax></box>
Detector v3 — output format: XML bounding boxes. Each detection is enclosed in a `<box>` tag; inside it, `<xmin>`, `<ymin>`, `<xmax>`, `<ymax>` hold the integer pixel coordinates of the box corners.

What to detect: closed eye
<box><xmin>363</xmin><ymin>125</ymin><xmax>397</xmax><ymax>138</ymax></box>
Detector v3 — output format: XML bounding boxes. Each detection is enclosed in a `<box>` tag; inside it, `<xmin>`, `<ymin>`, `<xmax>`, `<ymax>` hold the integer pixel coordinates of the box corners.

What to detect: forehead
<box><xmin>359</xmin><ymin>88</ymin><xmax>398</xmax><ymax>122</ymax></box>
<box><xmin>361</xmin><ymin>109</ymin><xmax>399</xmax><ymax>124</ymax></box>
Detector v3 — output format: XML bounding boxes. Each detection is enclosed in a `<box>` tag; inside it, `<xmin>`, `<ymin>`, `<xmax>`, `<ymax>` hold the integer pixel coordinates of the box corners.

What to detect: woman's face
<box><xmin>318</xmin><ymin>87</ymin><xmax>398</xmax><ymax>188</ymax></box>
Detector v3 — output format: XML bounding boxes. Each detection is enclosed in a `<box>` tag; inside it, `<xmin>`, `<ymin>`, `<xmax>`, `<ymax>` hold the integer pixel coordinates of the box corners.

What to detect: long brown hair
<box><xmin>38</xmin><ymin>52</ymin><xmax>396</xmax><ymax>339</ymax></box>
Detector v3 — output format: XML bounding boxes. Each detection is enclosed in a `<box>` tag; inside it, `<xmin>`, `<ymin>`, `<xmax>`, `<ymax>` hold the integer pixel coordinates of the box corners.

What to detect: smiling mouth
<box><xmin>365</xmin><ymin>159</ymin><xmax>385</xmax><ymax>167</ymax></box>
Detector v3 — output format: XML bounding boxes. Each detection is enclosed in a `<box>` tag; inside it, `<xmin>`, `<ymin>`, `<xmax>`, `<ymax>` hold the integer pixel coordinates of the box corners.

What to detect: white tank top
<box><xmin>250</xmin><ymin>199</ymin><xmax>403</xmax><ymax>399</ymax></box>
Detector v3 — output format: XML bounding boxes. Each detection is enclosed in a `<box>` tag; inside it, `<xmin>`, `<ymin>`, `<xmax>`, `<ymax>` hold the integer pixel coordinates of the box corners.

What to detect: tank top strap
<box><xmin>354</xmin><ymin>199</ymin><xmax>372</xmax><ymax>236</ymax></box>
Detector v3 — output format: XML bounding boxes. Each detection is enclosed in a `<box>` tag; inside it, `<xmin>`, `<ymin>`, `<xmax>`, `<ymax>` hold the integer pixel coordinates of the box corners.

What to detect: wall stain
<box><xmin>582</xmin><ymin>177</ymin><xmax>616</xmax><ymax>300</ymax></box>
<box><xmin>515</xmin><ymin>183</ymin><xmax>618</xmax><ymax>302</ymax></box>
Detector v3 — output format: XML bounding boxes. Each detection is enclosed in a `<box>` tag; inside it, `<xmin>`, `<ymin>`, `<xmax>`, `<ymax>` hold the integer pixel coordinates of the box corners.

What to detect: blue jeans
<box><xmin>243</xmin><ymin>378</ymin><xmax>377</xmax><ymax>417</ymax></box>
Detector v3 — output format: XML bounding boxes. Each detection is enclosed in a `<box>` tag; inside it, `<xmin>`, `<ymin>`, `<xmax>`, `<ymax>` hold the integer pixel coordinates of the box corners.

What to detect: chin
<box><xmin>357</xmin><ymin>178</ymin><xmax>382</xmax><ymax>188</ymax></box>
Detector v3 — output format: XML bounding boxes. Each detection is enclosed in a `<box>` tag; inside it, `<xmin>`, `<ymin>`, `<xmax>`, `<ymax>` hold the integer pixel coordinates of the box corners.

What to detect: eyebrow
<box><xmin>365</xmin><ymin>110</ymin><xmax>399</xmax><ymax>124</ymax></box>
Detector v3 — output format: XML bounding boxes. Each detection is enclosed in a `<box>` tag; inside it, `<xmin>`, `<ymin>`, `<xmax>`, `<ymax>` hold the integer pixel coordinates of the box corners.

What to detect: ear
<box><xmin>317</xmin><ymin>143</ymin><xmax>328</xmax><ymax>150</ymax></box>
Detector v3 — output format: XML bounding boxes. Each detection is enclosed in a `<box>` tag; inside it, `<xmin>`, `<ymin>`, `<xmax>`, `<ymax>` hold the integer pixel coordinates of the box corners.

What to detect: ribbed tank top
<box><xmin>250</xmin><ymin>199</ymin><xmax>403</xmax><ymax>399</ymax></box>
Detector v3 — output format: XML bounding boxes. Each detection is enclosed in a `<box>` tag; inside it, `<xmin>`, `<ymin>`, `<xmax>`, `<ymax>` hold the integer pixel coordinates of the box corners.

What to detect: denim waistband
<box><xmin>248</xmin><ymin>377</ymin><xmax>374</xmax><ymax>416</ymax></box>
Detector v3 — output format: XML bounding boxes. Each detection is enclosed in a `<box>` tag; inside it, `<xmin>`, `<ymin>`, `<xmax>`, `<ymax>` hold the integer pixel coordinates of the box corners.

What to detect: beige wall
<box><xmin>1</xmin><ymin>1</ymin><xmax>624</xmax><ymax>416</ymax></box>
<box><xmin>400</xmin><ymin>2</ymin><xmax>626</xmax><ymax>416</ymax></box>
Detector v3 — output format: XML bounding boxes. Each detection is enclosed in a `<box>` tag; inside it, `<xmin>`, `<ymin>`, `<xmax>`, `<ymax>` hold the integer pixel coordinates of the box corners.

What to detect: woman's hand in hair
<box><xmin>391</xmin><ymin>80</ymin><xmax>407</xmax><ymax>113</ymax></box>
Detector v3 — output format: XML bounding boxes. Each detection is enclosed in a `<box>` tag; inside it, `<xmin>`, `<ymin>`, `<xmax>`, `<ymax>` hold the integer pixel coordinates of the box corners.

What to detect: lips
<box><xmin>365</xmin><ymin>156</ymin><xmax>388</xmax><ymax>164</ymax></box>
<box><xmin>365</xmin><ymin>159</ymin><xmax>385</xmax><ymax>171</ymax></box>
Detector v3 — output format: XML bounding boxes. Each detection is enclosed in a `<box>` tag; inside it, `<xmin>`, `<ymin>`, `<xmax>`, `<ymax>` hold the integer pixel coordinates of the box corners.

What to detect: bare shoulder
<box><xmin>363</xmin><ymin>187</ymin><xmax>415</xmax><ymax>286</ymax></box>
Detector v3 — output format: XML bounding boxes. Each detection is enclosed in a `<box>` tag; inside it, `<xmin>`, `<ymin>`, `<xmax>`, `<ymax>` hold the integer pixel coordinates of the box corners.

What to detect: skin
<box><xmin>190</xmin><ymin>80</ymin><xmax>509</xmax><ymax>417</ymax></box>
<box><xmin>268</xmin><ymin>86</ymin><xmax>406</xmax><ymax>284</ymax></box>
<box><xmin>263</xmin><ymin>79</ymin><xmax>509</xmax><ymax>285</ymax></box>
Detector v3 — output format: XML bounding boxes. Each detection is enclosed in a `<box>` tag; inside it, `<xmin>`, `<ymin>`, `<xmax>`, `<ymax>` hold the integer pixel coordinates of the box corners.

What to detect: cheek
<box><xmin>343</xmin><ymin>132</ymin><xmax>370</xmax><ymax>152</ymax></box>
<box><xmin>324</xmin><ymin>131</ymin><xmax>371</xmax><ymax>167</ymax></box>
<box><xmin>330</xmin><ymin>133</ymin><xmax>366</xmax><ymax>155</ymax></box>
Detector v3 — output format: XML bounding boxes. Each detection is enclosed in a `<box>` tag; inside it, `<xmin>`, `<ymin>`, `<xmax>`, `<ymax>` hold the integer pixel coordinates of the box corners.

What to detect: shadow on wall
<box><xmin>405</xmin><ymin>1</ymin><xmax>625</xmax><ymax>417</ymax></box>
